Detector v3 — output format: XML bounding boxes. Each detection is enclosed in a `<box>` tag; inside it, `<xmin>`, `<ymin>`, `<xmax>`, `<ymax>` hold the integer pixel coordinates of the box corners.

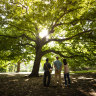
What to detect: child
<box><xmin>63</xmin><ymin>59</ymin><xmax>70</xmax><ymax>86</ymax></box>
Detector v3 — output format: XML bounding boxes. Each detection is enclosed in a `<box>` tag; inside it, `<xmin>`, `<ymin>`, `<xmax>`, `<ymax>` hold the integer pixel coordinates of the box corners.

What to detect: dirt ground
<box><xmin>0</xmin><ymin>73</ymin><xmax>96</xmax><ymax>96</ymax></box>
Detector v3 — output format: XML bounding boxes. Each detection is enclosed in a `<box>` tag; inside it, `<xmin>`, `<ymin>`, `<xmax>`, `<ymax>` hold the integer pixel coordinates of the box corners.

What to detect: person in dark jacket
<box><xmin>43</xmin><ymin>58</ymin><xmax>52</xmax><ymax>87</ymax></box>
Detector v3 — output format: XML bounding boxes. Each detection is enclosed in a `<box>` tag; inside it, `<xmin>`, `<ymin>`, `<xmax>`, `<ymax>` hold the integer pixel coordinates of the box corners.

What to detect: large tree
<box><xmin>0</xmin><ymin>0</ymin><xmax>96</xmax><ymax>76</ymax></box>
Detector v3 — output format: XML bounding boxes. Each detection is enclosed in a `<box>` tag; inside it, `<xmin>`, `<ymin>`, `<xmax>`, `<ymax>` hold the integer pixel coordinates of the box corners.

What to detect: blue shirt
<box><xmin>54</xmin><ymin>60</ymin><xmax>62</xmax><ymax>70</ymax></box>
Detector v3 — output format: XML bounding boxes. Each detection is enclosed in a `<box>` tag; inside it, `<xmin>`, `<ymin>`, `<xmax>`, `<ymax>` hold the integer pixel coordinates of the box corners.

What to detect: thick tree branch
<box><xmin>9</xmin><ymin>24</ymin><xmax>36</xmax><ymax>37</ymax></box>
<box><xmin>48</xmin><ymin>7</ymin><xmax>82</xmax><ymax>34</ymax></box>
<box><xmin>47</xmin><ymin>14</ymin><xmax>96</xmax><ymax>34</ymax></box>
<box><xmin>44</xmin><ymin>29</ymin><xmax>93</xmax><ymax>45</ymax></box>
<box><xmin>42</xmin><ymin>49</ymin><xmax>78</xmax><ymax>58</ymax></box>
<box><xmin>0</xmin><ymin>34</ymin><xmax>36</xmax><ymax>42</ymax></box>
<box><xmin>18</xmin><ymin>43</ymin><xmax>36</xmax><ymax>48</ymax></box>
<box><xmin>22</xmin><ymin>34</ymin><xmax>36</xmax><ymax>42</ymax></box>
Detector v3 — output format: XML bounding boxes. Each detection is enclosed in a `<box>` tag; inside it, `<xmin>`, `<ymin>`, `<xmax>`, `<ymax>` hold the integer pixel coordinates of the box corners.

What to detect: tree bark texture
<box><xmin>17</xmin><ymin>61</ymin><xmax>20</xmax><ymax>72</ymax></box>
<box><xmin>29</xmin><ymin>42</ymin><xmax>42</xmax><ymax>77</ymax></box>
<box><xmin>29</xmin><ymin>53</ymin><xmax>42</xmax><ymax>77</ymax></box>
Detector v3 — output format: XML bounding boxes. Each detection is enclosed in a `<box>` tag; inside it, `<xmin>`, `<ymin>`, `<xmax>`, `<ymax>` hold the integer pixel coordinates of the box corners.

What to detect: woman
<box><xmin>63</xmin><ymin>59</ymin><xmax>70</xmax><ymax>86</ymax></box>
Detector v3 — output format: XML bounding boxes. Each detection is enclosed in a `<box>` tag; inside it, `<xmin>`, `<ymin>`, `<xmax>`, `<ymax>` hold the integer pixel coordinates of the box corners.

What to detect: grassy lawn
<box><xmin>0</xmin><ymin>72</ymin><xmax>96</xmax><ymax>96</ymax></box>
<box><xmin>70</xmin><ymin>70</ymin><xmax>96</xmax><ymax>74</ymax></box>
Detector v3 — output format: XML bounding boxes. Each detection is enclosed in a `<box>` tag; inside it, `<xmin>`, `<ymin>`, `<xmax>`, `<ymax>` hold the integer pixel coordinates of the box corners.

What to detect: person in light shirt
<box><xmin>54</xmin><ymin>56</ymin><xmax>62</xmax><ymax>85</ymax></box>
<box><xmin>63</xmin><ymin>59</ymin><xmax>71</xmax><ymax>86</ymax></box>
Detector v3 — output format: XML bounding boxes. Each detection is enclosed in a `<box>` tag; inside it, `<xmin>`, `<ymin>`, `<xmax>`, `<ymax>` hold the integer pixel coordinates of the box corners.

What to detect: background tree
<box><xmin>0</xmin><ymin>0</ymin><xmax>96</xmax><ymax>77</ymax></box>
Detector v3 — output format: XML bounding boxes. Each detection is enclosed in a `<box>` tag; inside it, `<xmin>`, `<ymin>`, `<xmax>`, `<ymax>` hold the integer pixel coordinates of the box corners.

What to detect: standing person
<box><xmin>43</xmin><ymin>58</ymin><xmax>52</xmax><ymax>87</ymax></box>
<box><xmin>63</xmin><ymin>59</ymin><xmax>70</xmax><ymax>86</ymax></box>
<box><xmin>54</xmin><ymin>56</ymin><xmax>62</xmax><ymax>85</ymax></box>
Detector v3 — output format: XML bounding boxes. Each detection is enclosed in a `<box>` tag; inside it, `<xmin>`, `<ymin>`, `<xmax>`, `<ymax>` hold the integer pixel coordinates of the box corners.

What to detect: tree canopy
<box><xmin>0</xmin><ymin>0</ymin><xmax>96</xmax><ymax>76</ymax></box>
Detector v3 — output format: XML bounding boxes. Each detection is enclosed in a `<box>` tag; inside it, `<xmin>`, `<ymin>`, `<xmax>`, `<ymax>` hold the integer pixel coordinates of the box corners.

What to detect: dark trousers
<box><xmin>64</xmin><ymin>73</ymin><xmax>70</xmax><ymax>85</ymax></box>
<box><xmin>43</xmin><ymin>71</ymin><xmax>51</xmax><ymax>86</ymax></box>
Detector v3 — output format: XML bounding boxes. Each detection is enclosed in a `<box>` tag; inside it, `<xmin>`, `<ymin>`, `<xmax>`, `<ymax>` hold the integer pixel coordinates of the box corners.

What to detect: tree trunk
<box><xmin>29</xmin><ymin>37</ymin><xmax>44</xmax><ymax>77</ymax></box>
<box><xmin>29</xmin><ymin>51</ymin><xmax>42</xmax><ymax>77</ymax></box>
<box><xmin>17</xmin><ymin>61</ymin><xmax>20</xmax><ymax>72</ymax></box>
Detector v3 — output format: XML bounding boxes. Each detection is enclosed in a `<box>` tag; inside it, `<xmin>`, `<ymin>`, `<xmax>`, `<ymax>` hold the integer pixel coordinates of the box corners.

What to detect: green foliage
<box><xmin>0</xmin><ymin>0</ymin><xmax>96</xmax><ymax>72</ymax></box>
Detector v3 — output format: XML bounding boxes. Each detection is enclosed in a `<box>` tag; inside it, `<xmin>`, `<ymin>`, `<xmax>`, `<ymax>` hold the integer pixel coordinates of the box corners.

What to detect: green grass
<box><xmin>70</xmin><ymin>70</ymin><xmax>96</xmax><ymax>74</ymax></box>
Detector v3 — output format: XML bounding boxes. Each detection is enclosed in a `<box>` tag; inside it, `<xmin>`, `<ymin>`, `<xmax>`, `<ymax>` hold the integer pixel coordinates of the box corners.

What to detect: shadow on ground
<box><xmin>0</xmin><ymin>73</ymin><xmax>96</xmax><ymax>96</ymax></box>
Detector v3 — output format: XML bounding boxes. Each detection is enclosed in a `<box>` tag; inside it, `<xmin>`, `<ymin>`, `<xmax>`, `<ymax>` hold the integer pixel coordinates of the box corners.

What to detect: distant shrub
<box><xmin>0</xmin><ymin>67</ymin><xmax>6</xmax><ymax>72</ymax></box>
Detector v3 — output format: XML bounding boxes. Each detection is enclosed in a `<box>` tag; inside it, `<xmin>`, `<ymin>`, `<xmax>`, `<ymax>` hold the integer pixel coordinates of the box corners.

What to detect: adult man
<box><xmin>54</xmin><ymin>56</ymin><xmax>62</xmax><ymax>85</ymax></box>
<box><xmin>43</xmin><ymin>58</ymin><xmax>52</xmax><ymax>87</ymax></box>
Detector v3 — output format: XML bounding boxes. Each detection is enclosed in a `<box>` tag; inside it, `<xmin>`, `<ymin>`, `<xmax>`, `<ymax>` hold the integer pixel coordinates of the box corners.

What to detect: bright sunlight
<box><xmin>39</xmin><ymin>28</ymin><xmax>48</xmax><ymax>38</ymax></box>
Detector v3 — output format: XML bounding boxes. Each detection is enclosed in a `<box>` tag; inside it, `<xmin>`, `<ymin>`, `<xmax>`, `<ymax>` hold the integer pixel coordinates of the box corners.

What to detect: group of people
<box><xmin>43</xmin><ymin>56</ymin><xmax>70</xmax><ymax>87</ymax></box>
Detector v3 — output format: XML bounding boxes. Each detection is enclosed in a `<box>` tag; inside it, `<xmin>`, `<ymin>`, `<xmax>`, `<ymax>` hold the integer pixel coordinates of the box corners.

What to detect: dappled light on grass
<box><xmin>90</xmin><ymin>92</ymin><xmax>96</xmax><ymax>96</ymax></box>
<box><xmin>9</xmin><ymin>79</ymin><xmax>18</xmax><ymax>82</ymax></box>
<box><xmin>78</xmin><ymin>88</ymin><xmax>96</xmax><ymax>96</ymax></box>
<box><xmin>78</xmin><ymin>76</ymin><xmax>93</xmax><ymax>80</ymax></box>
<box><xmin>72</xmin><ymin>78</ymin><xmax>77</xmax><ymax>83</ymax></box>
<box><xmin>78</xmin><ymin>88</ymin><xmax>89</xmax><ymax>96</ymax></box>
<box><xmin>71</xmin><ymin>73</ymin><xmax>96</xmax><ymax>96</ymax></box>
<box><xmin>0</xmin><ymin>73</ymin><xmax>96</xmax><ymax>96</ymax></box>
<box><xmin>0</xmin><ymin>72</ymin><xmax>31</xmax><ymax>77</ymax></box>
<box><xmin>94</xmin><ymin>79</ymin><xmax>96</xmax><ymax>81</ymax></box>
<box><xmin>89</xmin><ymin>89</ymin><xmax>96</xmax><ymax>96</ymax></box>
<box><xmin>72</xmin><ymin>78</ymin><xmax>76</xmax><ymax>80</ymax></box>
<box><xmin>0</xmin><ymin>73</ymin><xmax>16</xmax><ymax>76</ymax></box>
<box><xmin>93</xmin><ymin>84</ymin><xmax>96</xmax><ymax>86</ymax></box>
<box><xmin>25</xmin><ymin>79</ymin><xmax>29</xmax><ymax>81</ymax></box>
<box><xmin>71</xmin><ymin>78</ymin><xmax>78</xmax><ymax>83</ymax></box>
